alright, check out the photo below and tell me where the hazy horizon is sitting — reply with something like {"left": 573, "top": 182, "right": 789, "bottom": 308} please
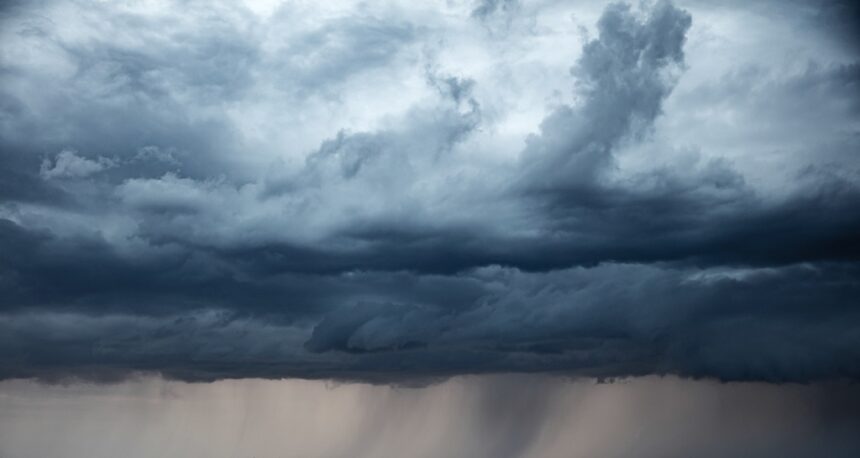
{"left": 2, "top": 374, "right": 859, "bottom": 458}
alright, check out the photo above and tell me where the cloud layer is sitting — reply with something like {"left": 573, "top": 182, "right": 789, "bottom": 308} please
{"left": 1, "top": 0, "right": 859, "bottom": 383}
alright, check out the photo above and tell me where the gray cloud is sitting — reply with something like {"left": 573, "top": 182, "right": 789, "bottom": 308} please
{"left": 39, "top": 149, "right": 116, "bottom": 180}
{"left": 269, "top": 14, "right": 416, "bottom": 93}
{"left": 472, "top": 0, "right": 520, "bottom": 20}
{"left": 1, "top": 262, "right": 857, "bottom": 383}
{"left": 522, "top": 1, "right": 691, "bottom": 185}
{"left": 0, "top": 0, "right": 858, "bottom": 384}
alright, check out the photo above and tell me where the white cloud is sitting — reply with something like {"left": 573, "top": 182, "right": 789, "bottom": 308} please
{"left": 39, "top": 149, "right": 115, "bottom": 180}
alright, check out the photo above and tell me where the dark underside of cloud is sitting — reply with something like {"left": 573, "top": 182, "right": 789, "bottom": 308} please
{"left": 1, "top": 0, "right": 859, "bottom": 383}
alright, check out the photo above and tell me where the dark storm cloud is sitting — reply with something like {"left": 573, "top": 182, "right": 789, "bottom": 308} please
{"left": 2, "top": 262, "right": 858, "bottom": 382}
{"left": 285, "top": 262, "right": 860, "bottom": 383}
{"left": 0, "top": 0, "right": 859, "bottom": 383}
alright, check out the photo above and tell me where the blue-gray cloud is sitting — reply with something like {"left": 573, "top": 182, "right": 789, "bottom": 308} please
{"left": 0, "top": 0, "right": 858, "bottom": 384}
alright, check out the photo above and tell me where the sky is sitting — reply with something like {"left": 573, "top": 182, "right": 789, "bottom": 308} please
{"left": 0, "top": 0, "right": 859, "bottom": 455}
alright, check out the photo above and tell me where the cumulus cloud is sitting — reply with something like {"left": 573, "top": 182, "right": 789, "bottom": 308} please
{"left": 39, "top": 149, "right": 116, "bottom": 180}
{"left": 0, "top": 0, "right": 858, "bottom": 383}
{"left": 521, "top": 1, "right": 691, "bottom": 185}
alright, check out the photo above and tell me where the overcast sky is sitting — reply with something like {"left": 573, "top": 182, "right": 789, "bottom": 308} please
{"left": 2, "top": 1, "right": 860, "bottom": 456}
{"left": 1, "top": 0, "right": 859, "bottom": 386}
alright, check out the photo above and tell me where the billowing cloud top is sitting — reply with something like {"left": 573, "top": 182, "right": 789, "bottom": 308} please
{"left": 1, "top": 0, "right": 859, "bottom": 383}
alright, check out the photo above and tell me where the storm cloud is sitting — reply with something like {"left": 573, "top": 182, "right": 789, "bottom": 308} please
{"left": 1, "top": 0, "right": 859, "bottom": 384}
